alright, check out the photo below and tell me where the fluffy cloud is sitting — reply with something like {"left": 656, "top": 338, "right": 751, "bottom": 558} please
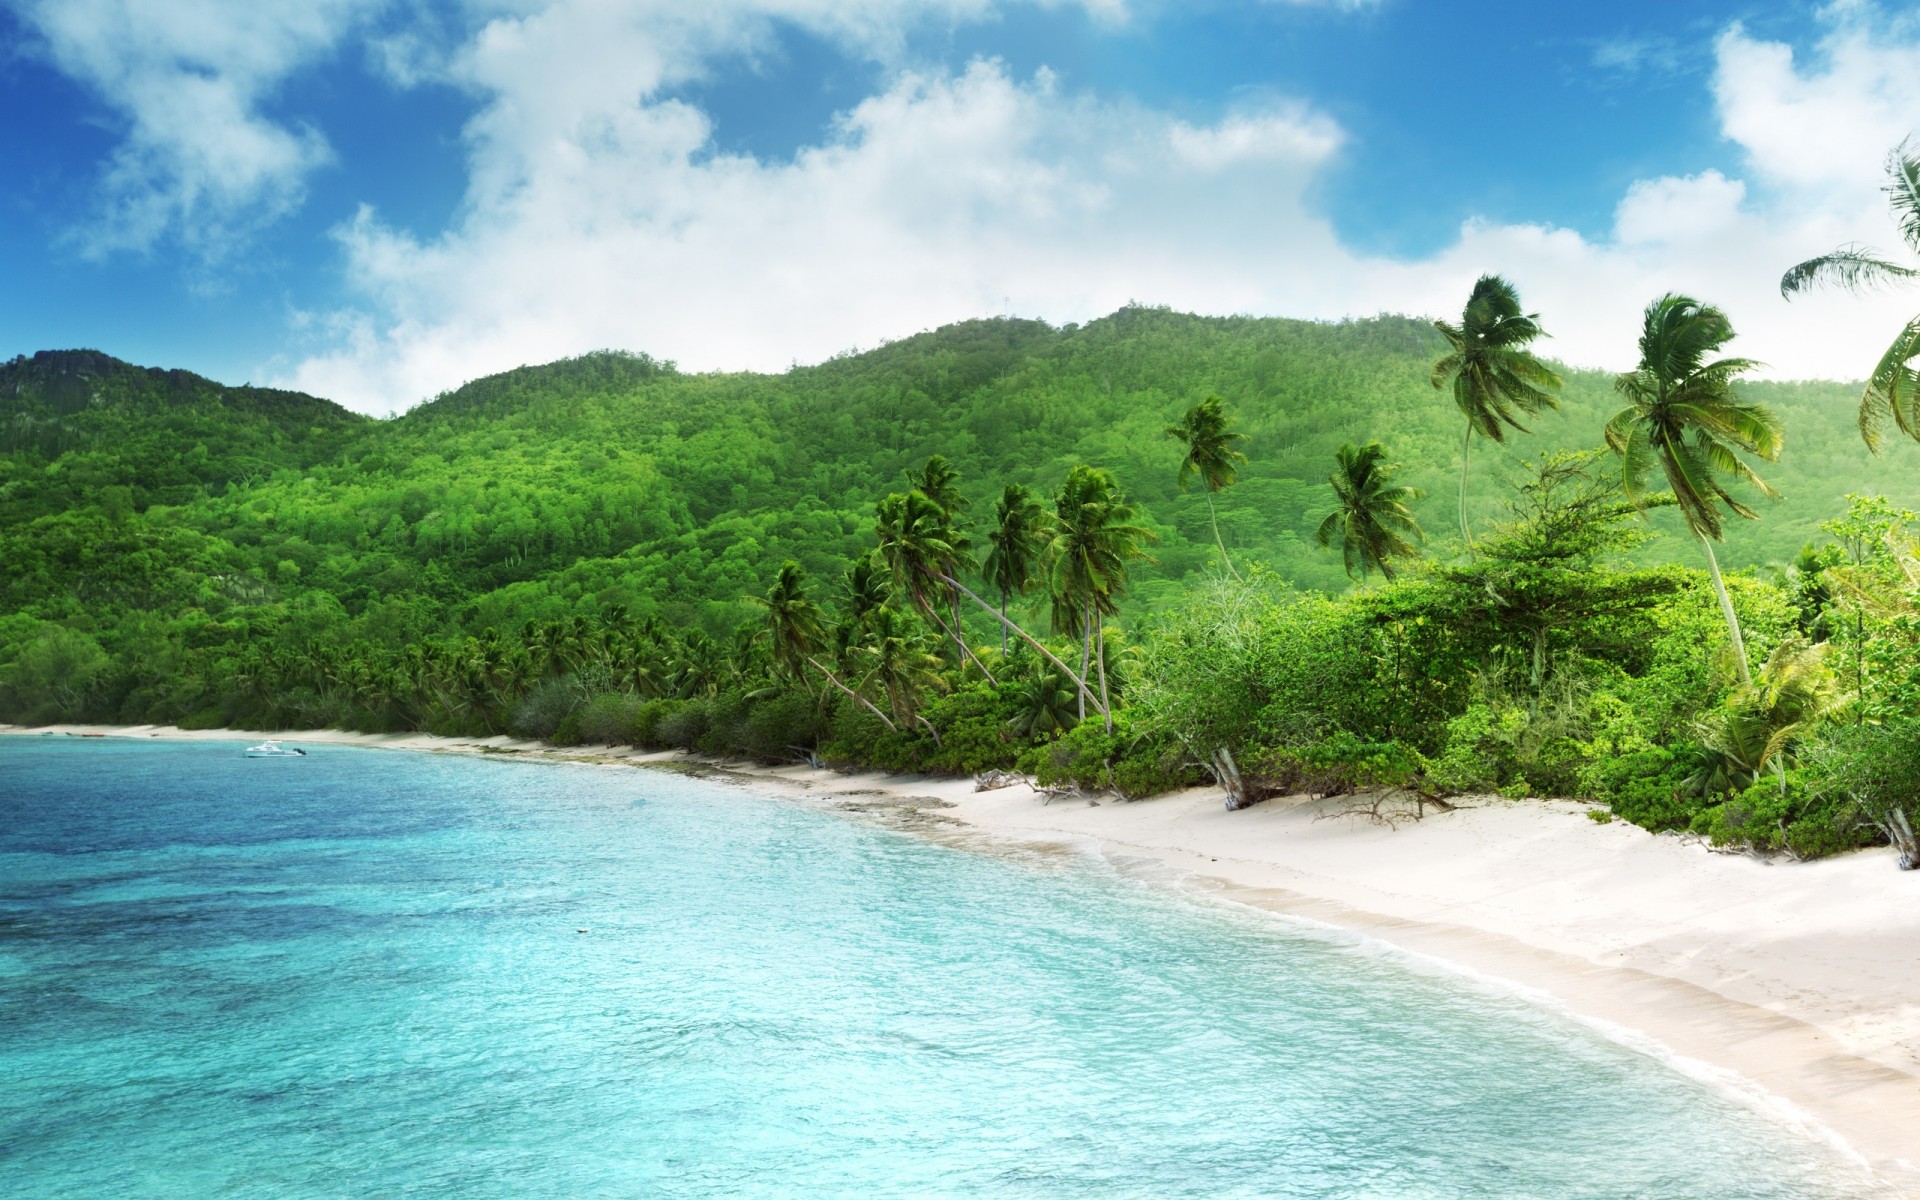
{"left": 8, "top": 0, "right": 384, "bottom": 260}
{"left": 16, "top": 0, "right": 1920, "bottom": 409}
{"left": 284, "top": 58, "right": 1352, "bottom": 408}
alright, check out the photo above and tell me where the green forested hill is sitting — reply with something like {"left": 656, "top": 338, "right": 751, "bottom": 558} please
{"left": 2, "top": 306, "right": 1915, "bottom": 727}
{"left": 1, "top": 349, "right": 369, "bottom": 518}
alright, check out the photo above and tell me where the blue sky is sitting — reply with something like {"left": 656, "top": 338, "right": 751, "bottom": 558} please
{"left": 0, "top": 1, "right": 1913, "bottom": 412}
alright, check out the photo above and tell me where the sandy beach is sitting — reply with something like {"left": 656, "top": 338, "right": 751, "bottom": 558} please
{"left": 8, "top": 722, "right": 1919, "bottom": 1192}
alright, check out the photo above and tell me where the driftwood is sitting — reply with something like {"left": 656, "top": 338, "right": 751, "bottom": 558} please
{"left": 1315, "top": 783, "right": 1457, "bottom": 830}
{"left": 974, "top": 769, "right": 1028, "bottom": 792}
{"left": 1038, "top": 782, "right": 1084, "bottom": 805}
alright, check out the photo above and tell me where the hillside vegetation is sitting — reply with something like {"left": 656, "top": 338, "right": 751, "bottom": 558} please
{"left": 5, "top": 305, "right": 1920, "bottom": 864}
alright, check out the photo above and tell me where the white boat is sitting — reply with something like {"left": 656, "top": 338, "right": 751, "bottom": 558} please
{"left": 245, "top": 739, "right": 307, "bottom": 758}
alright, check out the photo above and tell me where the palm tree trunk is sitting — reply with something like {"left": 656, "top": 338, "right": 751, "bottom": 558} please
{"left": 1529, "top": 626, "right": 1545, "bottom": 718}
{"left": 1079, "top": 601, "right": 1093, "bottom": 722}
{"left": 805, "top": 657, "right": 898, "bottom": 731}
{"left": 1459, "top": 421, "right": 1474, "bottom": 552}
{"left": 998, "top": 587, "right": 1010, "bottom": 656}
{"left": 1095, "top": 617, "right": 1113, "bottom": 734}
{"left": 935, "top": 572, "right": 1107, "bottom": 715}
{"left": 1695, "top": 531, "right": 1753, "bottom": 686}
{"left": 1206, "top": 490, "right": 1241, "bottom": 581}
{"left": 919, "top": 592, "right": 998, "bottom": 684}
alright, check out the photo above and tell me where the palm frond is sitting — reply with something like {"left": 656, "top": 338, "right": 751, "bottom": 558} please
{"left": 1779, "top": 245, "right": 1918, "bottom": 296}
{"left": 1887, "top": 139, "right": 1920, "bottom": 254}
{"left": 1862, "top": 314, "right": 1920, "bottom": 450}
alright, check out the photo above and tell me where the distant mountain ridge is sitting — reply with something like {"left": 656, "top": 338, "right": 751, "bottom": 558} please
{"left": 0, "top": 348, "right": 368, "bottom": 510}
{"left": 1, "top": 308, "right": 1910, "bottom": 654}
{"left": 1, "top": 348, "right": 362, "bottom": 422}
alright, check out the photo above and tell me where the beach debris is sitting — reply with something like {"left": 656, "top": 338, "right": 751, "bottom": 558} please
{"left": 974, "top": 769, "right": 1029, "bottom": 792}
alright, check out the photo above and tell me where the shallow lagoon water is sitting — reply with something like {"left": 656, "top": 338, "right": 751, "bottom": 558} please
{"left": 0, "top": 739, "right": 1885, "bottom": 1197}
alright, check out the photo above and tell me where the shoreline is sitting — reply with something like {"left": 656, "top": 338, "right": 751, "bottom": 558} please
{"left": 8, "top": 722, "right": 1919, "bottom": 1192}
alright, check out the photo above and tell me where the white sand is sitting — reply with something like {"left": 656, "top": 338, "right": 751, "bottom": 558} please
{"left": 9, "top": 722, "right": 1919, "bottom": 1191}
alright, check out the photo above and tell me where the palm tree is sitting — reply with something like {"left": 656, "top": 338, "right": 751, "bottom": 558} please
{"left": 1166, "top": 394, "right": 1249, "bottom": 579}
{"left": 836, "top": 553, "right": 892, "bottom": 665}
{"left": 1692, "top": 638, "right": 1845, "bottom": 794}
{"left": 982, "top": 484, "right": 1049, "bottom": 654}
{"left": 1315, "top": 442, "right": 1424, "bottom": 581}
{"left": 1606, "top": 293, "right": 1781, "bottom": 685}
{"left": 873, "top": 490, "right": 997, "bottom": 682}
{"left": 1045, "top": 465, "right": 1156, "bottom": 731}
{"left": 751, "top": 562, "right": 827, "bottom": 690}
{"left": 881, "top": 488, "right": 1106, "bottom": 716}
{"left": 853, "top": 606, "right": 948, "bottom": 743}
{"left": 1005, "top": 660, "right": 1079, "bottom": 740}
{"left": 1431, "top": 275, "right": 1563, "bottom": 547}
{"left": 1780, "top": 140, "right": 1920, "bottom": 450}
{"left": 909, "top": 454, "right": 970, "bottom": 518}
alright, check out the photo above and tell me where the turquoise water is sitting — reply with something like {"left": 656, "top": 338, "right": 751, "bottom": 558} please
{"left": 0, "top": 739, "right": 1882, "bottom": 1198}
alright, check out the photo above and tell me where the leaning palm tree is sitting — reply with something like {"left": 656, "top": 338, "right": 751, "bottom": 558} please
{"left": 873, "top": 489, "right": 996, "bottom": 682}
{"left": 982, "top": 484, "right": 1049, "bottom": 654}
{"left": 1045, "top": 465, "right": 1156, "bottom": 731}
{"left": 1606, "top": 293, "right": 1781, "bottom": 685}
{"left": 835, "top": 553, "right": 892, "bottom": 666}
{"left": 1431, "top": 275, "right": 1563, "bottom": 547}
{"left": 1315, "top": 442, "right": 1424, "bottom": 582}
{"left": 750, "top": 561, "right": 827, "bottom": 691}
{"left": 853, "top": 606, "right": 949, "bottom": 743}
{"left": 876, "top": 488, "right": 1102, "bottom": 711}
{"left": 1166, "top": 394, "right": 1249, "bottom": 579}
{"left": 1781, "top": 140, "right": 1920, "bottom": 449}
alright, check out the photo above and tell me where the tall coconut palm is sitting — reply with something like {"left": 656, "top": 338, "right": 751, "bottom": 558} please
{"left": 1431, "top": 275, "right": 1563, "bottom": 547}
{"left": 1166, "top": 394, "right": 1249, "bottom": 579}
{"left": 873, "top": 489, "right": 996, "bottom": 682}
{"left": 836, "top": 554, "right": 892, "bottom": 664}
{"left": 1781, "top": 140, "right": 1920, "bottom": 450}
{"left": 1045, "top": 465, "right": 1156, "bottom": 731}
{"left": 909, "top": 454, "right": 970, "bottom": 518}
{"left": 1605, "top": 293, "right": 1781, "bottom": 686}
{"left": 880, "top": 488, "right": 1105, "bottom": 715}
{"left": 751, "top": 561, "right": 827, "bottom": 690}
{"left": 982, "top": 484, "right": 1049, "bottom": 654}
{"left": 854, "top": 606, "right": 949, "bottom": 743}
{"left": 910, "top": 455, "right": 973, "bottom": 649}
{"left": 1315, "top": 442, "right": 1424, "bottom": 582}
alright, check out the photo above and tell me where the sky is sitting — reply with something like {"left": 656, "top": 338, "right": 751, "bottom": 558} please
{"left": 1, "top": 0, "right": 1917, "bottom": 415}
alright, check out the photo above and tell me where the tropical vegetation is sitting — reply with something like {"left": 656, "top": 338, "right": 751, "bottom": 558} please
{"left": 7, "top": 203, "right": 1920, "bottom": 866}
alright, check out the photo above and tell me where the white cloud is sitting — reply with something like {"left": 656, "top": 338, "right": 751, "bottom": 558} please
{"left": 17, "top": 0, "right": 1918, "bottom": 409}
{"left": 8, "top": 0, "right": 384, "bottom": 260}
{"left": 283, "top": 1, "right": 1920, "bottom": 412}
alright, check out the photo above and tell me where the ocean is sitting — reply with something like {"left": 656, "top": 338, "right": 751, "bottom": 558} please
{"left": 0, "top": 738, "right": 1882, "bottom": 1197}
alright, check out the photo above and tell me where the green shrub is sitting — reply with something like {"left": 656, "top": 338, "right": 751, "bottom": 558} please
{"left": 1028, "top": 713, "right": 1200, "bottom": 798}
{"left": 1427, "top": 701, "right": 1528, "bottom": 794}
{"left": 735, "top": 691, "right": 826, "bottom": 762}
{"left": 924, "top": 682, "right": 1025, "bottom": 775}
{"left": 571, "top": 691, "right": 644, "bottom": 745}
{"left": 630, "top": 698, "right": 680, "bottom": 748}
{"left": 1691, "top": 771, "right": 1878, "bottom": 859}
{"left": 1240, "top": 733, "right": 1426, "bottom": 798}
{"left": 510, "top": 676, "right": 579, "bottom": 740}
{"left": 1586, "top": 747, "right": 1698, "bottom": 832}
{"left": 654, "top": 699, "right": 711, "bottom": 750}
